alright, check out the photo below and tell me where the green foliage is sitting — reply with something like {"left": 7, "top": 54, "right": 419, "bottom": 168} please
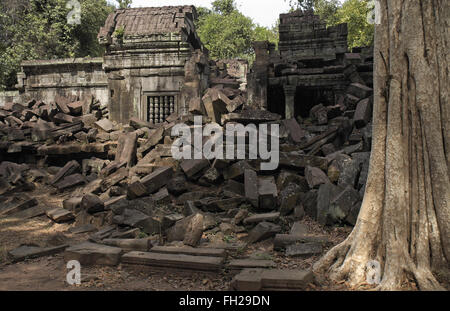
{"left": 116, "top": 0, "right": 132, "bottom": 9}
{"left": 0, "top": 0, "right": 114, "bottom": 90}
{"left": 114, "top": 25, "right": 126, "bottom": 44}
{"left": 196, "top": 0, "right": 278, "bottom": 61}
{"left": 334, "top": 0, "right": 374, "bottom": 48}
{"left": 288, "top": 0, "right": 315, "bottom": 11}
{"left": 211, "top": 0, "right": 235, "bottom": 15}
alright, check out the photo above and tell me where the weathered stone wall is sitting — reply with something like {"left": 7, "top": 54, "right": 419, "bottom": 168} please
{"left": 17, "top": 58, "right": 108, "bottom": 108}
{"left": 0, "top": 91, "right": 20, "bottom": 107}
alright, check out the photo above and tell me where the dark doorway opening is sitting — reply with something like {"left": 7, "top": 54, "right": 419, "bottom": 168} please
{"left": 294, "top": 87, "right": 335, "bottom": 118}
{"left": 267, "top": 85, "right": 285, "bottom": 117}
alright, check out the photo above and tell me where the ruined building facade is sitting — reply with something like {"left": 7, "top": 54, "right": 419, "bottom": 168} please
{"left": 16, "top": 6, "right": 209, "bottom": 124}
{"left": 248, "top": 10, "right": 373, "bottom": 119}
{"left": 12, "top": 7, "right": 373, "bottom": 124}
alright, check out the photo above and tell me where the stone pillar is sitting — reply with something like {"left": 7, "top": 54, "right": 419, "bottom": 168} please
{"left": 284, "top": 85, "right": 296, "bottom": 119}
{"left": 248, "top": 41, "right": 270, "bottom": 110}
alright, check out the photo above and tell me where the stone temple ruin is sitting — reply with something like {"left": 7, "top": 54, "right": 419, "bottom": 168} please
{"left": 0, "top": 7, "right": 375, "bottom": 290}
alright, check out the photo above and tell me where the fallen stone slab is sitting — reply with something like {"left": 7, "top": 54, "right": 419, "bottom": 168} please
{"left": 101, "top": 239, "right": 153, "bottom": 252}
{"left": 278, "top": 183, "right": 302, "bottom": 216}
{"left": 64, "top": 242, "right": 123, "bottom": 266}
{"left": 89, "top": 225, "right": 116, "bottom": 242}
{"left": 354, "top": 98, "right": 372, "bottom": 129}
{"left": 347, "top": 83, "right": 373, "bottom": 99}
{"left": 50, "top": 160, "right": 81, "bottom": 185}
{"left": 115, "top": 132, "right": 137, "bottom": 168}
{"left": 224, "top": 161, "right": 252, "bottom": 180}
{"left": 69, "top": 224, "right": 98, "bottom": 234}
{"left": 228, "top": 259, "right": 276, "bottom": 272}
{"left": 127, "top": 180, "right": 149, "bottom": 199}
{"left": 100, "top": 167, "right": 128, "bottom": 192}
{"left": 231, "top": 268, "right": 314, "bottom": 291}
{"left": 46, "top": 208, "right": 75, "bottom": 223}
{"left": 81, "top": 193, "right": 105, "bottom": 214}
{"left": 258, "top": 176, "right": 278, "bottom": 210}
{"left": 181, "top": 159, "right": 210, "bottom": 178}
{"left": 0, "top": 197, "right": 38, "bottom": 217}
{"left": 141, "top": 166, "right": 173, "bottom": 194}
{"left": 8, "top": 244, "right": 68, "bottom": 263}
{"left": 247, "top": 222, "right": 281, "bottom": 244}
{"left": 279, "top": 152, "right": 328, "bottom": 171}
{"left": 286, "top": 243, "right": 323, "bottom": 257}
{"left": 273, "top": 234, "right": 330, "bottom": 250}
{"left": 121, "top": 251, "right": 224, "bottom": 272}
{"left": 244, "top": 169, "right": 259, "bottom": 208}
{"left": 150, "top": 246, "right": 226, "bottom": 258}
{"left": 55, "top": 174, "right": 86, "bottom": 191}
{"left": 290, "top": 222, "right": 309, "bottom": 236}
{"left": 243, "top": 212, "right": 280, "bottom": 225}
{"left": 305, "top": 166, "right": 330, "bottom": 189}
{"left": 94, "top": 118, "right": 114, "bottom": 133}
{"left": 283, "top": 118, "right": 306, "bottom": 143}
{"left": 8, "top": 205, "right": 45, "bottom": 220}
{"left": 63, "top": 197, "right": 83, "bottom": 211}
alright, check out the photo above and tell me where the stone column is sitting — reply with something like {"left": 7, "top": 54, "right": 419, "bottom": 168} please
{"left": 284, "top": 85, "right": 296, "bottom": 119}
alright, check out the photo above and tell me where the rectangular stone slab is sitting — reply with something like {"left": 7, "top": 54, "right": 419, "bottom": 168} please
{"left": 273, "top": 234, "right": 329, "bottom": 250}
{"left": 231, "top": 268, "right": 314, "bottom": 291}
{"left": 64, "top": 242, "right": 123, "bottom": 266}
{"left": 150, "top": 246, "right": 226, "bottom": 258}
{"left": 8, "top": 244, "right": 68, "bottom": 263}
{"left": 228, "top": 259, "right": 275, "bottom": 271}
{"left": 101, "top": 239, "right": 152, "bottom": 252}
{"left": 121, "top": 251, "right": 224, "bottom": 272}
{"left": 0, "top": 198, "right": 38, "bottom": 217}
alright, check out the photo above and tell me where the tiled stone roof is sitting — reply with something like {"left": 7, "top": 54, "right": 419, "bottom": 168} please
{"left": 98, "top": 6, "right": 198, "bottom": 45}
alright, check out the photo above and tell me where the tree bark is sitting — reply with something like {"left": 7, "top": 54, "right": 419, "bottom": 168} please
{"left": 314, "top": 0, "right": 449, "bottom": 290}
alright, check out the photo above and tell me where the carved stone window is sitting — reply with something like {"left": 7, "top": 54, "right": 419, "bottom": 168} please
{"left": 147, "top": 95, "right": 176, "bottom": 124}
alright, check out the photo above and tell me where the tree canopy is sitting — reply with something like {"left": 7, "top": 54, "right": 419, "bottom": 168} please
{"left": 196, "top": 0, "right": 278, "bottom": 61}
{"left": 0, "top": 0, "right": 118, "bottom": 90}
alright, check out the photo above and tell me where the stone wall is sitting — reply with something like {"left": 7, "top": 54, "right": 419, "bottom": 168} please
{"left": 17, "top": 58, "right": 108, "bottom": 108}
{"left": 0, "top": 91, "right": 20, "bottom": 108}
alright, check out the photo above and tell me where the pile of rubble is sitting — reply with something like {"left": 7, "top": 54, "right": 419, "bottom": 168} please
{"left": 0, "top": 72, "right": 373, "bottom": 288}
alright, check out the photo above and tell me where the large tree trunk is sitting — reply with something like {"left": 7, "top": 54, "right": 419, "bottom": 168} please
{"left": 314, "top": 0, "right": 449, "bottom": 290}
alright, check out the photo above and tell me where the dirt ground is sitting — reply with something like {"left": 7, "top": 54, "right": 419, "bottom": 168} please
{"left": 0, "top": 187, "right": 354, "bottom": 291}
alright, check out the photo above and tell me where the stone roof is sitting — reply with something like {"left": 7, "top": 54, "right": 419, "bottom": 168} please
{"left": 98, "top": 6, "right": 199, "bottom": 45}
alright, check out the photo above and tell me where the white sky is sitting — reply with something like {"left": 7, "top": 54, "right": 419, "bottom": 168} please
{"left": 129, "top": 0, "right": 292, "bottom": 28}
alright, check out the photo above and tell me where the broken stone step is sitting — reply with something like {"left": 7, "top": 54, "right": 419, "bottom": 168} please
{"left": 273, "top": 234, "right": 329, "bottom": 250}
{"left": 228, "top": 259, "right": 276, "bottom": 273}
{"left": 150, "top": 246, "right": 227, "bottom": 258}
{"left": 46, "top": 208, "right": 75, "bottom": 223}
{"left": 101, "top": 238, "right": 153, "bottom": 252}
{"left": 64, "top": 242, "right": 123, "bottom": 266}
{"left": 121, "top": 251, "right": 224, "bottom": 272}
{"left": 231, "top": 268, "right": 314, "bottom": 291}
{"left": 8, "top": 244, "right": 68, "bottom": 263}
{"left": 285, "top": 243, "right": 323, "bottom": 257}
